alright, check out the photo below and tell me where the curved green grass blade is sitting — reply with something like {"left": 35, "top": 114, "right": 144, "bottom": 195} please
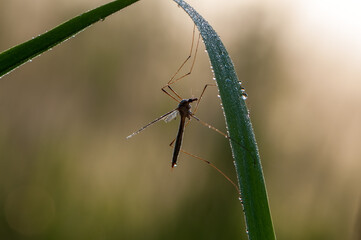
{"left": 0, "top": 0, "right": 139, "bottom": 78}
{"left": 173, "top": 0, "right": 276, "bottom": 239}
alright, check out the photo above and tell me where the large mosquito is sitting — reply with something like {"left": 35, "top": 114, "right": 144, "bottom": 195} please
{"left": 126, "top": 25, "right": 240, "bottom": 192}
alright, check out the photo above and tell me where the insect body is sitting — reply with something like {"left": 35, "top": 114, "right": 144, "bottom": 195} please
{"left": 126, "top": 98, "right": 198, "bottom": 168}
{"left": 172, "top": 98, "right": 197, "bottom": 167}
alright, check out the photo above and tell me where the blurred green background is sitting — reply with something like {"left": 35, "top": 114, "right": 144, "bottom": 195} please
{"left": 1, "top": 0, "right": 361, "bottom": 239}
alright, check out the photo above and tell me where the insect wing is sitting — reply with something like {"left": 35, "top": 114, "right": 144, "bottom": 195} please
{"left": 163, "top": 110, "right": 178, "bottom": 123}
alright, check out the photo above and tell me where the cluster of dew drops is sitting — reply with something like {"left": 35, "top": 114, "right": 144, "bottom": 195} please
{"left": 205, "top": 47, "right": 248, "bottom": 101}
{"left": 210, "top": 69, "right": 249, "bottom": 101}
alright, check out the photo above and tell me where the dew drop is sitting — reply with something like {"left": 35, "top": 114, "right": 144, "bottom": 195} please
{"left": 239, "top": 84, "right": 248, "bottom": 100}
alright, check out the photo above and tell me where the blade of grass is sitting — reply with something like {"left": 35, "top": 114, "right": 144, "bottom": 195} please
{"left": 0, "top": 0, "right": 140, "bottom": 78}
{"left": 173, "top": 0, "right": 276, "bottom": 239}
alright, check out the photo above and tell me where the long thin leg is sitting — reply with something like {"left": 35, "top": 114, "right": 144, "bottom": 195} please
{"left": 161, "top": 24, "right": 201, "bottom": 102}
{"left": 161, "top": 88, "right": 181, "bottom": 103}
{"left": 190, "top": 114, "right": 228, "bottom": 138}
{"left": 181, "top": 149, "right": 240, "bottom": 194}
{"left": 190, "top": 114, "right": 257, "bottom": 164}
{"left": 193, "top": 83, "right": 216, "bottom": 114}
{"left": 167, "top": 31, "right": 200, "bottom": 86}
{"left": 167, "top": 25, "right": 196, "bottom": 85}
{"left": 168, "top": 140, "right": 240, "bottom": 194}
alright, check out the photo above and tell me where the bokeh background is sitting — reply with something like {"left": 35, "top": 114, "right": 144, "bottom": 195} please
{"left": 1, "top": 0, "right": 361, "bottom": 239}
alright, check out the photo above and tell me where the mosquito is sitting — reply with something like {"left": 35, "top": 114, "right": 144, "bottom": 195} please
{"left": 126, "top": 25, "right": 240, "bottom": 192}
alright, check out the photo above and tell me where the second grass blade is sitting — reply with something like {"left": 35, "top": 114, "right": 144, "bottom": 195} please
{"left": 0, "top": 0, "right": 139, "bottom": 78}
